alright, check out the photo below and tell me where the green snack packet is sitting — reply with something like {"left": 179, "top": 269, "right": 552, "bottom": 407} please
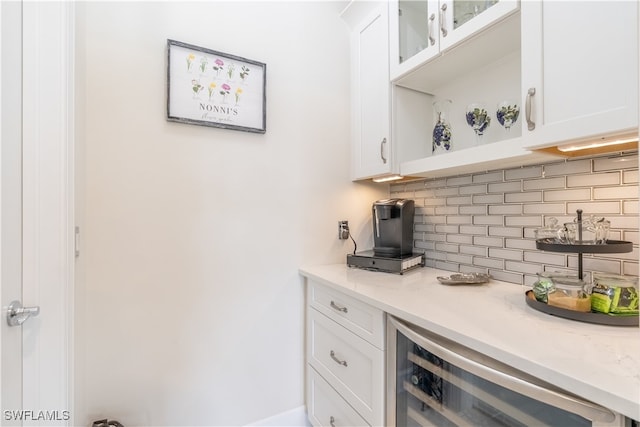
{"left": 533, "top": 278, "right": 554, "bottom": 303}
{"left": 591, "top": 284, "right": 615, "bottom": 313}
{"left": 611, "top": 286, "right": 639, "bottom": 314}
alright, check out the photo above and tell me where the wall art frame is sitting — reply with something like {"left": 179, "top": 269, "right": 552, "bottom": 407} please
{"left": 167, "top": 39, "right": 266, "bottom": 133}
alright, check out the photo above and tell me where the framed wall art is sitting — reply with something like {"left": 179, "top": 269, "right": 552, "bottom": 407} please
{"left": 167, "top": 39, "right": 266, "bottom": 133}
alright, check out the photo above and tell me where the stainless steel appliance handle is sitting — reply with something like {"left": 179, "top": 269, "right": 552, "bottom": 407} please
{"left": 388, "top": 316, "right": 616, "bottom": 423}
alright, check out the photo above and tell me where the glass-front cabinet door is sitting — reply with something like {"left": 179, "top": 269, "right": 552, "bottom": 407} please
{"left": 390, "top": 0, "right": 519, "bottom": 81}
{"left": 389, "top": 0, "right": 440, "bottom": 79}
{"left": 439, "top": 0, "right": 519, "bottom": 50}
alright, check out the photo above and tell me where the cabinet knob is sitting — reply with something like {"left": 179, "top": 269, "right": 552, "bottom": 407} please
{"left": 525, "top": 87, "right": 536, "bottom": 131}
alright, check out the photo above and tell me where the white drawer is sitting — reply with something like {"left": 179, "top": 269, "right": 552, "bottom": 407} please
{"left": 307, "top": 366, "right": 370, "bottom": 427}
{"left": 308, "top": 281, "right": 385, "bottom": 349}
{"left": 308, "top": 308, "right": 384, "bottom": 425}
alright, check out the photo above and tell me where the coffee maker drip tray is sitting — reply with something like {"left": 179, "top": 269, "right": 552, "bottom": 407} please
{"left": 346, "top": 251, "right": 424, "bottom": 275}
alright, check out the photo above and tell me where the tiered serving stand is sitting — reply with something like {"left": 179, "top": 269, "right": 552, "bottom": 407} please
{"left": 525, "top": 210, "right": 638, "bottom": 327}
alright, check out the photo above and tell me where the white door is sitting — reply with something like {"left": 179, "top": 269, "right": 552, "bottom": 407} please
{"left": 1, "top": 2, "right": 74, "bottom": 426}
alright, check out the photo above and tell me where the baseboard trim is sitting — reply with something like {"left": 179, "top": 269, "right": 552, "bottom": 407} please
{"left": 246, "top": 405, "right": 310, "bottom": 426}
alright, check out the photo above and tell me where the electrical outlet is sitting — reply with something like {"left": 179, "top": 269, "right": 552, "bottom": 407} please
{"left": 338, "top": 220, "right": 350, "bottom": 239}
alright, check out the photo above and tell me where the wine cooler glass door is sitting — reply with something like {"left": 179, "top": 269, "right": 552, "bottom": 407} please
{"left": 387, "top": 316, "right": 622, "bottom": 427}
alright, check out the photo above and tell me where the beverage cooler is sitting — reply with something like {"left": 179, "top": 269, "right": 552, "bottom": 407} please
{"left": 386, "top": 316, "right": 629, "bottom": 427}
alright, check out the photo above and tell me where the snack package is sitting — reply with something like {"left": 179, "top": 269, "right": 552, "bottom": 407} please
{"left": 591, "top": 277, "right": 638, "bottom": 315}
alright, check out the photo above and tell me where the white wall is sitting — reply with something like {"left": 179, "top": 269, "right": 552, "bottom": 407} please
{"left": 74, "top": 2, "right": 386, "bottom": 426}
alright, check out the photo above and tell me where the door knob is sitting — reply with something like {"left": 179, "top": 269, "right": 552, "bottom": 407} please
{"left": 7, "top": 300, "right": 40, "bottom": 326}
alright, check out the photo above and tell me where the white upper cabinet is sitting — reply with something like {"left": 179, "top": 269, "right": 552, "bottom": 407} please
{"left": 347, "top": 3, "right": 394, "bottom": 180}
{"left": 521, "top": 1, "right": 639, "bottom": 150}
{"left": 390, "top": 0, "right": 519, "bottom": 84}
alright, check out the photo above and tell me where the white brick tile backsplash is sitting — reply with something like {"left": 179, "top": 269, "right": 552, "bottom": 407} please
{"left": 505, "top": 238, "right": 536, "bottom": 250}
{"left": 489, "top": 205, "right": 522, "bottom": 215}
{"left": 474, "top": 257, "right": 504, "bottom": 269}
{"left": 460, "top": 225, "right": 487, "bottom": 235}
{"left": 544, "top": 159, "right": 591, "bottom": 176}
{"left": 435, "top": 205, "right": 459, "bottom": 215}
{"left": 447, "top": 215, "right": 473, "bottom": 224}
{"left": 567, "top": 172, "right": 620, "bottom": 187}
{"left": 446, "top": 175, "right": 473, "bottom": 186}
{"left": 459, "top": 184, "right": 488, "bottom": 195}
{"left": 543, "top": 188, "right": 591, "bottom": 201}
{"left": 593, "top": 154, "right": 638, "bottom": 172}
{"left": 436, "top": 224, "right": 461, "bottom": 234}
{"left": 473, "top": 236, "right": 503, "bottom": 247}
{"left": 447, "top": 196, "right": 473, "bottom": 205}
{"left": 571, "top": 257, "right": 622, "bottom": 275}
{"left": 523, "top": 177, "right": 565, "bottom": 190}
{"left": 473, "top": 194, "right": 504, "bottom": 204}
{"left": 447, "top": 234, "right": 473, "bottom": 244}
{"left": 504, "top": 165, "right": 543, "bottom": 180}
{"left": 505, "top": 216, "right": 543, "bottom": 227}
{"left": 435, "top": 187, "right": 459, "bottom": 197}
{"left": 623, "top": 262, "right": 640, "bottom": 276}
{"left": 490, "top": 269, "right": 524, "bottom": 284}
{"left": 523, "top": 203, "right": 565, "bottom": 214}
{"left": 488, "top": 181, "right": 522, "bottom": 193}
{"left": 402, "top": 152, "right": 638, "bottom": 285}
{"left": 474, "top": 215, "right": 504, "bottom": 225}
{"left": 461, "top": 205, "right": 488, "bottom": 215}
{"left": 447, "top": 253, "right": 474, "bottom": 264}
{"left": 566, "top": 201, "right": 622, "bottom": 214}
{"left": 488, "top": 248, "right": 522, "bottom": 261}
{"left": 489, "top": 226, "right": 524, "bottom": 237}
{"left": 623, "top": 170, "right": 638, "bottom": 184}
{"left": 473, "top": 171, "right": 503, "bottom": 183}
{"left": 524, "top": 251, "right": 566, "bottom": 266}
{"left": 505, "top": 192, "right": 542, "bottom": 203}
{"left": 593, "top": 185, "right": 638, "bottom": 200}
{"left": 505, "top": 260, "right": 541, "bottom": 275}
{"left": 460, "top": 245, "right": 488, "bottom": 256}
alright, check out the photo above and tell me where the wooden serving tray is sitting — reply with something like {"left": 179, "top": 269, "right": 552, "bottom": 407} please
{"left": 525, "top": 291, "right": 639, "bottom": 327}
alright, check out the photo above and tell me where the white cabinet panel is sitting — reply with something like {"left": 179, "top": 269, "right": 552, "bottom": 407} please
{"left": 521, "top": 0, "right": 638, "bottom": 149}
{"left": 350, "top": 3, "right": 393, "bottom": 180}
{"left": 307, "top": 367, "right": 370, "bottom": 427}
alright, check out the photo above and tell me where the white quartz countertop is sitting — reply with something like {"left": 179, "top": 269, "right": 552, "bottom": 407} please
{"left": 299, "top": 264, "right": 640, "bottom": 420}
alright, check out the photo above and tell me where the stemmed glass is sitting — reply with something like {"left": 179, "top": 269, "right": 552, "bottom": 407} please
{"left": 465, "top": 103, "right": 490, "bottom": 144}
{"left": 496, "top": 100, "right": 520, "bottom": 132}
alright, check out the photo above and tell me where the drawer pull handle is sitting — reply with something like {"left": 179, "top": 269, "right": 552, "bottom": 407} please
{"left": 330, "top": 301, "right": 348, "bottom": 313}
{"left": 329, "top": 416, "right": 336, "bottom": 427}
{"left": 330, "top": 350, "right": 348, "bottom": 367}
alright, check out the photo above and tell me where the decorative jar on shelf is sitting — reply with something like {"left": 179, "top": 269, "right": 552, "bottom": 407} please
{"left": 432, "top": 99, "right": 452, "bottom": 154}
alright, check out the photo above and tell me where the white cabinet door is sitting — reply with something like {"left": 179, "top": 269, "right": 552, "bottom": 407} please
{"left": 351, "top": 3, "right": 393, "bottom": 180}
{"left": 521, "top": 0, "right": 638, "bottom": 150}
{"left": 389, "top": 0, "right": 440, "bottom": 79}
{"left": 439, "top": 0, "right": 519, "bottom": 51}
{"left": 389, "top": 0, "right": 518, "bottom": 82}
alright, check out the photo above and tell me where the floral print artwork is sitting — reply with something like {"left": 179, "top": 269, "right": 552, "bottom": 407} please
{"left": 169, "top": 41, "right": 265, "bottom": 132}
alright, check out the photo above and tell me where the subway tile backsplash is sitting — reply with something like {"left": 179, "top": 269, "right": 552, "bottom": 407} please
{"left": 390, "top": 152, "right": 640, "bottom": 286}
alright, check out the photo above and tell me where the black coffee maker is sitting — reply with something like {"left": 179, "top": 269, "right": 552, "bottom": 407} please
{"left": 372, "top": 198, "right": 415, "bottom": 258}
